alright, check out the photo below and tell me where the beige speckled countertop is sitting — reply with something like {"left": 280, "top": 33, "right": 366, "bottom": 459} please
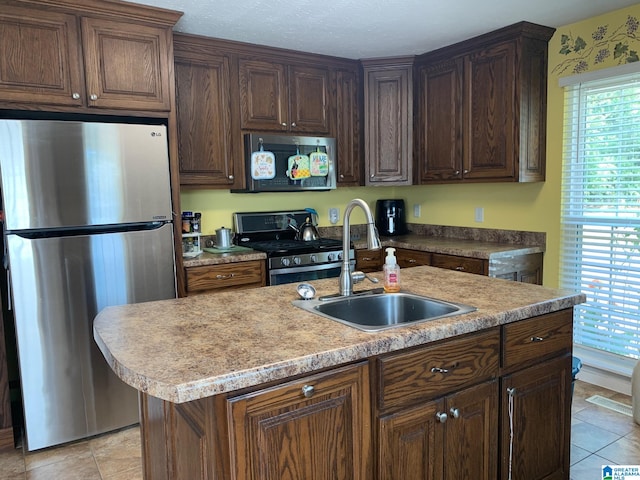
{"left": 94, "top": 266, "right": 583, "bottom": 404}
{"left": 182, "top": 235, "right": 542, "bottom": 268}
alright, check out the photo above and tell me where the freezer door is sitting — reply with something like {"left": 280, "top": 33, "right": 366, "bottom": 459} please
{"left": 7, "top": 224, "right": 176, "bottom": 451}
{"left": 0, "top": 120, "right": 172, "bottom": 231}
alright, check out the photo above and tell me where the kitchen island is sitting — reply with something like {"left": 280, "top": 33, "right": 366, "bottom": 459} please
{"left": 94, "top": 266, "right": 584, "bottom": 480}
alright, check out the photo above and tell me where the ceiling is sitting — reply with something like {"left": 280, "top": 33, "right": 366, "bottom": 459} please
{"left": 132, "top": 0, "right": 638, "bottom": 59}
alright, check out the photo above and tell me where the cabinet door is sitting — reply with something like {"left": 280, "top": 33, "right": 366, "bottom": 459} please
{"left": 501, "top": 355, "right": 571, "bottom": 480}
{"left": 396, "top": 249, "right": 431, "bottom": 269}
{"left": 289, "top": 65, "right": 330, "bottom": 133}
{"left": 228, "top": 362, "right": 372, "bottom": 480}
{"left": 0, "top": 7, "right": 84, "bottom": 107}
{"left": 364, "top": 62, "right": 413, "bottom": 185}
{"left": 444, "top": 380, "right": 498, "bottom": 480}
{"left": 378, "top": 398, "right": 444, "bottom": 480}
{"left": 81, "top": 17, "right": 172, "bottom": 111}
{"left": 335, "top": 68, "right": 362, "bottom": 185}
{"left": 418, "top": 59, "right": 463, "bottom": 182}
{"left": 463, "top": 41, "right": 516, "bottom": 180}
{"left": 431, "top": 253, "right": 487, "bottom": 275}
{"left": 185, "top": 261, "right": 266, "bottom": 294}
{"left": 239, "top": 58, "right": 288, "bottom": 131}
{"left": 175, "top": 54, "right": 239, "bottom": 187}
{"left": 356, "top": 248, "right": 382, "bottom": 273}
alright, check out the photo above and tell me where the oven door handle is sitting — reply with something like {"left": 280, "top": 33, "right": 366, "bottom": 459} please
{"left": 269, "top": 259, "right": 354, "bottom": 276}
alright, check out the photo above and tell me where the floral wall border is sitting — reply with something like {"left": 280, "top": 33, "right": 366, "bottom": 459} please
{"left": 552, "top": 14, "right": 639, "bottom": 75}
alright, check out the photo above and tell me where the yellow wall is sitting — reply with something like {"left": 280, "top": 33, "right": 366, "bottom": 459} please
{"left": 181, "top": 4, "right": 640, "bottom": 288}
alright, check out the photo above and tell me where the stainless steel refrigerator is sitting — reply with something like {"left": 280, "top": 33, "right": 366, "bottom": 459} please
{"left": 0, "top": 119, "right": 177, "bottom": 451}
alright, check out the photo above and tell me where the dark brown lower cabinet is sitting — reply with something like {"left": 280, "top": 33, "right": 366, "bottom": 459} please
{"left": 378, "top": 379, "right": 498, "bottom": 480}
{"left": 227, "top": 362, "right": 371, "bottom": 480}
{"left": 138, "top": 309, "right": 572, "bottom": 480}
{"left": 501, "top": 355, "right": 571, "bottom": 480}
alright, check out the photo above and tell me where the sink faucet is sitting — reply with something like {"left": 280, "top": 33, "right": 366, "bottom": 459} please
{"left": 339, "top": 198, "right": 381, "bottom": 296}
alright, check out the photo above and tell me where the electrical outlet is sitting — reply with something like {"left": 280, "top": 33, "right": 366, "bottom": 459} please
{"left": 413, "top": 204, "right": 421, "bottom": 218}
{"left": 329, "top": 208, "right": 339, "bottom": 224}
{"left": 475, "top": 207, "right": 484, "bottom": 222}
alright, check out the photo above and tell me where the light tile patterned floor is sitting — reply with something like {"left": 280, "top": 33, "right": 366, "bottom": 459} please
{"left": 571, "top": 381, "right": 640, "bottom": 480}
{"left": 0, "top": 379, "right": 638, "bottom": 479}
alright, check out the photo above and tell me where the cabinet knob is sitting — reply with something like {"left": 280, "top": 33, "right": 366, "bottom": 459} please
{"left": 435, "top": 412, "right": 448, "bottom": 423}
{"left": 281, "top": 122, "right": 287, "bottom": 127}
{"left": 340, "top": 174, "right": 344, "bottom": 179}
{"left": 454, "top": 170, "right": 460, "bottom": 175}
{"left": 72, "top": 92, "right": 81, "bottom": 100}
{"left": 463, "top": 169, "right": 469, "bottom": 174}
{"left": 449, "top": 407, "right": 460, "bottom": 419}
{"left": 301, "top": 385, "right": 315, "bottom": 398}
{"left": 90, "top": 94, "right": 98, "bottom": 101}
{"left": 291, "top": 122, "right": 297, "bottom": 128}
{"left": 228, "top": 175, "right": 234, "bottom": 180}
{"left": 370, "top": 174, "right": 374, "bottom": 178}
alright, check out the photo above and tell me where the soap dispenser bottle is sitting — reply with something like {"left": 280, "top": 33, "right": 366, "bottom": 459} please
{"left": 383, "top": 247, "right": 401, "bottom": 293}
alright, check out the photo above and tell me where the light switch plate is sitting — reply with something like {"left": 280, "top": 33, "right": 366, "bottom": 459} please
{"left": 475, "top": 207, "right": 484, "bottom": 222}
{"left": 413, "top": 204, "right": 421, "bottom": 218}
{"left": 329, "top": 208, "right": 339, "bottom": 224}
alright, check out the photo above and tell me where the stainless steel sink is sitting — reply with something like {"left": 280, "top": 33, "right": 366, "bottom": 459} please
{"left": 292, "top": 292, "right": 476, "bottom": 332}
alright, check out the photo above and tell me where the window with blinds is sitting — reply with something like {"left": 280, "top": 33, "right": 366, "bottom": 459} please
{"left": 560, "top": 69, "right": 640, "bottom": 361}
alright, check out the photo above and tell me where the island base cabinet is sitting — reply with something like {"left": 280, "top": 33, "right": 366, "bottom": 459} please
{"left": 227, "top": 361, "right": 372, "bottom": 480}
{"left": 500, "top": 355, "right": 572, "bottom": 480}
{"left": 378, "top": 379, "right": 498, "bottom": 480}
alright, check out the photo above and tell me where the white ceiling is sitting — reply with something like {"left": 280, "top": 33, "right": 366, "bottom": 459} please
{"left": 133, "top": 0, "right": 639, "bottom": 59}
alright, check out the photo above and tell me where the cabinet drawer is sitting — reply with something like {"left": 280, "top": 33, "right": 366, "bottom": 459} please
{"left": 356, "top": 249, "right": 383, "bottom": 272}
{"left": 502, "top": 309, "right": 573, "bottom": 370}
{"left": 185, "top": 261, "right": 266, "bottom": 293}
{"left": 431, "top": 253, "right": 487, "bottom": 275}
{"left": 377, "top": 328, "right": 500, "bottom": 411}
{"left": 395, "top": 248, "right": 431, "bottom": 268}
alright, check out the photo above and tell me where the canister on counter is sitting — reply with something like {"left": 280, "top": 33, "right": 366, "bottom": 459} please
{"left": 191, "top": 212, "right": 201, "bottom": 233}
{"left": 182, "top": 211, "right": 193, "bottom": 233}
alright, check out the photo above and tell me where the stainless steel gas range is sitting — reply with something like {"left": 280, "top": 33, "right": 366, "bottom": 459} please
{"left": 233, "top": 210, "right": 354, "bottom": 285}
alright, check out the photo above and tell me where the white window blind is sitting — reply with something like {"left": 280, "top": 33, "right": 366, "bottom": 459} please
{"left": 560, "top": 70, "right": 640, "bottom": 360}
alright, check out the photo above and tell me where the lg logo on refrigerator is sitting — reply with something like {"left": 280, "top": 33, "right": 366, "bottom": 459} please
{"left": 151, "top": 131, "right": 163, "bottom": 137}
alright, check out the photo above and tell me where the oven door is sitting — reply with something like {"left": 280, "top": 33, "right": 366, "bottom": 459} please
{"left": 269, "top": 260, "right": 354, "bottom": 286}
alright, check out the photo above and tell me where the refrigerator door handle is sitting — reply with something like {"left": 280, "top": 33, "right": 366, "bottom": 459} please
{"left": 5, "top": 270, "right": 11, "bottom": 311}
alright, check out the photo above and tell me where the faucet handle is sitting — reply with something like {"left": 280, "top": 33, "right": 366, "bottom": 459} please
{"left": 351, "top": 271, "right": 379, "bottom": 285}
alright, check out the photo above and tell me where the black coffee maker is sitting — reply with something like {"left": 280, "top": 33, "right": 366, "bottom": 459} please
{"left": 375, "top": 199, "right": 408, "bottom": 236}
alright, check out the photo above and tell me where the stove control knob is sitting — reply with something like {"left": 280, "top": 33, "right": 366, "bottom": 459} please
{"left": 327, "top": 253, "right": 336, "bottom": 262}
{"left": 337, "top": 252, "right": 344, "bottom": 261}
{"left": 310, "top": 254, "right": 317, "bottom": 263}
{"left": 281, "top": 257, "right": 291, "bottom": 267}
{"left": 293, "top": 256, "right": 302, "bottom": 265}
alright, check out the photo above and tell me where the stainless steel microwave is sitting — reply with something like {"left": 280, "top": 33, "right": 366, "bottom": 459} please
{"left": 234, "top": 133, "right": 337, "bottom": 193}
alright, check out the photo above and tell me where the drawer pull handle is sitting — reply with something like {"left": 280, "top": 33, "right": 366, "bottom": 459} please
{"left": 216, "top": 273, "right": 235, "bottom": 280}
{"left": 455, "top": 266, "right": 465, "bottom": 271}
{"left": 431, "top": 366, "right": 449, "bottom": 374}
{"left": 435, "top": 412, "right": 448, "bottom": 423}
{"left": 449, "top": 408, "right": 460, "bottom": 419}
{"left": 409, "top": 259, "right": 417, "bottom": 263}
{"left": 530, "top": 336, "right": 545, "bottom": 342}
{"left": 362, "top": 257, "right": 373, "bottom": 261}
{"left": 301, "top": 385, "right": 315, "bottom": 398}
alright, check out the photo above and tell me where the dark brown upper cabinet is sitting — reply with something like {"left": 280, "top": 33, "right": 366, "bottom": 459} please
{"left": 415, "top": 22, "right": 555, "bottom": 183}
{"left": 239, "top": 59, "right": 330, "bottom": 134}
{"left": 173, "top": 34, "right": 243, "bottom": 188}
{"left": 0, "top": 2, "right": 180, "bottom": 113}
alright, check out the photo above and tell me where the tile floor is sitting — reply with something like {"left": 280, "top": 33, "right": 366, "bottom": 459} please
{"left": 0, "top": 379, "right": 638, "bottom": 479}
